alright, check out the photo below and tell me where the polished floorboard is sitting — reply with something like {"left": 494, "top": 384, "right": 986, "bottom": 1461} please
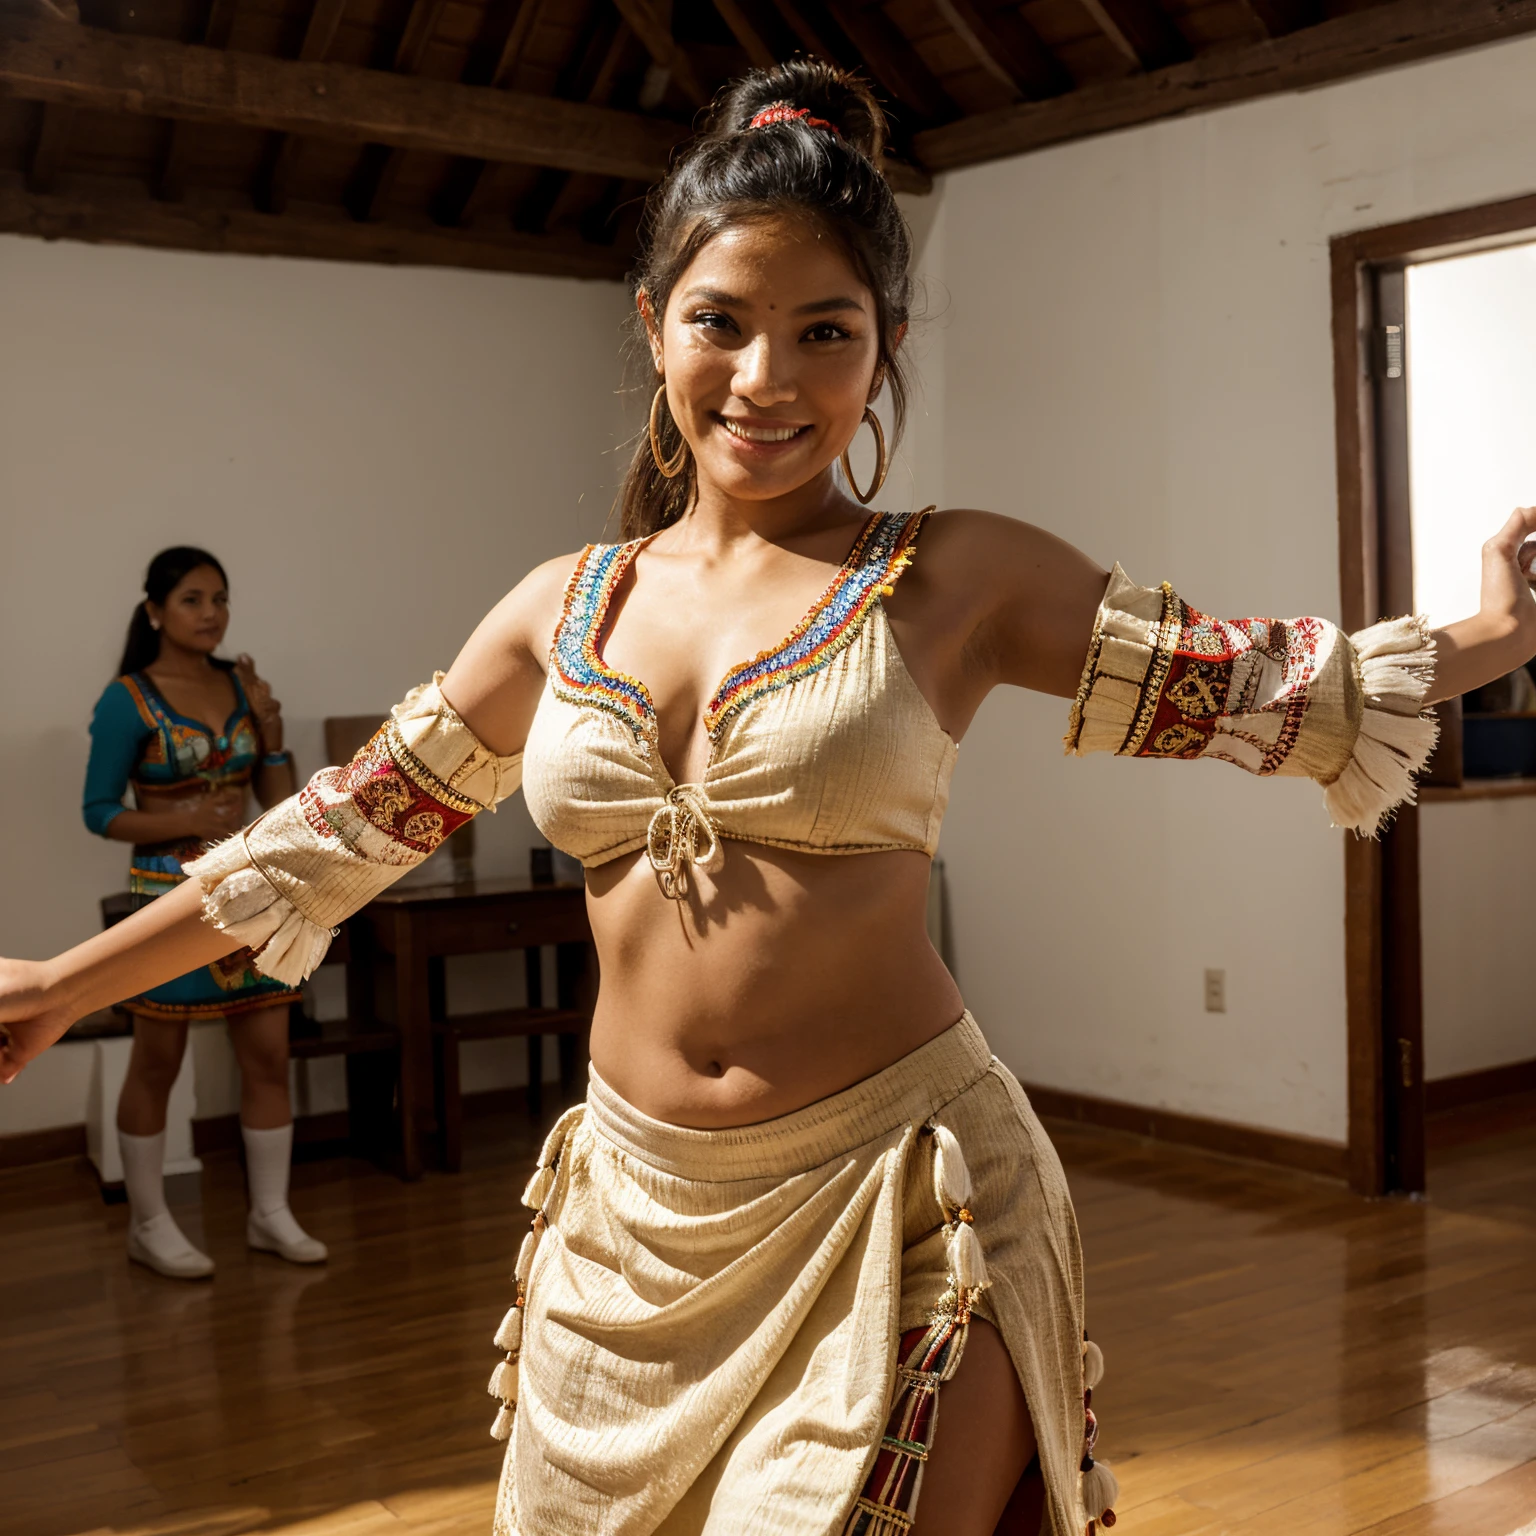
{"left": 2, "top": 1091, "right": 1533, "bottom": 1536}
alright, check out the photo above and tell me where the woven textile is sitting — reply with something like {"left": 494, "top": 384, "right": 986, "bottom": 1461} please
{"left": 492, "top": 1014, "right": 1092, "bottom": 1536}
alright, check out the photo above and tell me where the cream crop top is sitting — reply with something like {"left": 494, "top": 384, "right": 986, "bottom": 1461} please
{"left": 521, "top": 509, "right": 958, "bottom": 895}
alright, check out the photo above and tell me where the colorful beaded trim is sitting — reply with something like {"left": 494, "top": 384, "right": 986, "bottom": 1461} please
{"left": 549, "top": 510, "right": 931, "bottom": 751}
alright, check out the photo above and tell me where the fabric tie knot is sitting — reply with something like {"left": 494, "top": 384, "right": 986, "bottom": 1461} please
{"left": 646, "top": 784, "right": 723, "bottom": 900}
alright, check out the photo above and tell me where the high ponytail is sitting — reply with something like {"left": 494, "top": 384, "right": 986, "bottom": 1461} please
{"left": 117, "top": 545, "right": 231, "bottom": 677}
{"left": 619, "top": 60, "right": 914, "bottom": 541}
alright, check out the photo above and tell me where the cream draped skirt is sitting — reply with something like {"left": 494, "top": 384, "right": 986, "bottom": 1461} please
{"left": 490, "top": 1014, "right": 1105, "bottom": 1536}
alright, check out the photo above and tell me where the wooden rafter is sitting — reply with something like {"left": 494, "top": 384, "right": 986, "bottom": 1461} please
{"left": 1242, "top": 0, "right": 1323, "bottom": 38}
{"left": 930, "top": 0, "right": 1071, "bottom": 101}
{"left": 0, "top": 170, "right": 633, "bottom": 277}
{"left": 915, "top": 0, "right": 1536, "bottom": 171}
{"left": 710, "top": 0, "right": 776, "bottom": 69}
{"left": 430, "top": 0, "right": 549, "bottom": 228}
{"left": 158, "top": 0, "right": 242, "bottom": 202}
{"left": 611, "top": 0, "right": 710, "bottom": 109}
{"left": 347, "top": 0, "right": 450, "bottom": 221}
{"left": 27, "top": 102, "right": 73, "bottom": 193}
{"left": 0, "top": 17, "right": 691, "bottom": 180}
{"left": 257, "top": 0, "right": 351, "bottom": 215}
{"left": 766, "top": 0, "right": 843, "bottom": 64}
{"left": 820, "top": 0, "right": 955, "bottom": 123}
{"left": 514, "top": 13, "right": 631, "bottom": 236}
{"left": 1076, "top": 0, "right": 1190, "bottom": 71}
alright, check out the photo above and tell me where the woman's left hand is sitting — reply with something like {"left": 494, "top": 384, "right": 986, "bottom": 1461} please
{"left": 1477, "top": 506, "right": 1536, "bottom": 648}
{"left": 236, "top": 654, "right": 284, "bottom": 752}
{"left": 1429, "top": 507, "right": 1536, "bottom": 705}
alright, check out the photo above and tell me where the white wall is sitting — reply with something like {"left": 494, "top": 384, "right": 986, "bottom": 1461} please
{"left": 923, "top": 35, "right": 1536, "bottom": 1143}
{"left": 1421, "top": 802, "right": 1536, "bottom": 1081}
{"left": 0, "top": 236, "right": 633, "bottom": 1134}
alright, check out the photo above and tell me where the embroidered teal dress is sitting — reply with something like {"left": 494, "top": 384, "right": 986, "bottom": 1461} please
{"left": 83, "top": 671, "right": 302, "bottom": 1021}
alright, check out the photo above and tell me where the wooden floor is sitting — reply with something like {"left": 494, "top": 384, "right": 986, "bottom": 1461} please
{"left": 3, "top": 1093, "right": 1533, "bottom": 1536}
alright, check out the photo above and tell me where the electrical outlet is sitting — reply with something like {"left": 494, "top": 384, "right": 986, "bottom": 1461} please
{"left": 1204, "top": 968, "right": 1226, "bottom": 1013}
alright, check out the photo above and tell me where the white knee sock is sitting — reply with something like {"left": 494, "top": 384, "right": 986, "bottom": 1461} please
{"left": 118, "top": 1127, "right": 171, "bottom": 1228}
{"left": 242, "top": 1121, "right": 294, "bottom": 1216}
{"left": 243, "top": 1122, "right": 327, "bottom": 1261}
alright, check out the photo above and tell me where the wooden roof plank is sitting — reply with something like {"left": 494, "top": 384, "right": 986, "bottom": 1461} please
{"left": 158, "top": 0, "right": 244, "bottom": 200}
{"left": 930, "top": 0, "right": 1072, "bottom": 100}
{"left": 254, "top": 0, "right": 349, "bottom": 212}
{"left": 0, "top": 166, "right": 635, "bottom": 274}
{"left": 611, "top": 0, "right": 711, "bottom": 109}
{"left": 819, "top": 0, "right": 956, "bottom": 121}
{"left": 27, "top": 102, "right": 74, "bottom": 190}
{"left": 766, "top": 0, "right": 844, "bottom": 63}
{"left": 915, "top": 0, "right": 1536, "bottom": 171}
{"left": 0, "top": 15, "right": 692, "bottom": 178}
{"left": 1240, "top": 0, "right": 1321, "bottom": 38}
{"left": 709, "top": 0, "right": 777, "bottom": 69}
{"left": 1076, "top": 0, "right": 1191, "bottom": 70}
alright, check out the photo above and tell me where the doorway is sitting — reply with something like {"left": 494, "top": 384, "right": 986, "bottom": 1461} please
{"left": 1332, "top": 195, "right": 1536, "bottom": 1196}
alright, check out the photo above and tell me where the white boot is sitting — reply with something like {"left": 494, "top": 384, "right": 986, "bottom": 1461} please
{"left": 243, "top": 1123, "right": 327, "bottom": 1264}
{"left": 119, "top": 1128, "right": 215, "bottom": 1280}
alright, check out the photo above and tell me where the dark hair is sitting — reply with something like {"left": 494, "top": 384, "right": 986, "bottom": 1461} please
{"left": 620, "top": 60, "right": 914, "bottom": 540}
{"left": 117, "top": 545, "right": 231, "bottom": 676}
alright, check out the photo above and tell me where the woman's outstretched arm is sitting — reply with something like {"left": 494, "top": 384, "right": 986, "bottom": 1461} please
{"left": 0, "top": 555, "right": 574, "bottom": 1085}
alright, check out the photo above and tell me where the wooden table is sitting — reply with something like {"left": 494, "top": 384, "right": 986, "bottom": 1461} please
{"left": 355, "top": 877, "right": 593, "bottom": 1179}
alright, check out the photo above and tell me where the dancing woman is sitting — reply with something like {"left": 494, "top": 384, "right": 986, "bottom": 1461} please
{"left": 82, "top": 547, "right": 327, "bottom": 1278}
{"left": 5, "top": 64, "right": 1534, "bottom": 1535}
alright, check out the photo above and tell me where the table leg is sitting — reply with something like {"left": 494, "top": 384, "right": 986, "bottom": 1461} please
{"left": 390, "top": 921, "right": 432, "bottom": 1182}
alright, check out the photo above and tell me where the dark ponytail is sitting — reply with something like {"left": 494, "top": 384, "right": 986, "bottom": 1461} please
{"left": 117, "top": 546, "right": 231, "bottom": 677}
{"left": 620, "top": 60, "right": 914, "bottom": 540}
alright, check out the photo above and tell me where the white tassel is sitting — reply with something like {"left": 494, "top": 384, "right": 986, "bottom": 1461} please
{"left": 514, "top": 1229, "right": 537, "bottom": 1286}
{"left": 521, "top": 1163, "right": 554, "bottom": 1211}
{"left": 948, "top": 1219, "right": 989, "bottom": 1293}
{"left": 494, "top": 1304, "right": 523, "bottom": 1353}
{"left": 1081, "top": 1459, "right": 1119, "bottom": 1521}
{"left": 930, "top": 1122, "right": 973, "bottom": 1214}
{"left": 490, "top": 1404, "right": 514, "bottom": 1442}
{"left": 1083, "top": 1338, "right": 1104, "bottom": 1389}
{"left": 487, "top": 1355, "right": 518, "bottom": 1404}
{"left": 1325, "top": 616, "right": 1438, "bottom": 838}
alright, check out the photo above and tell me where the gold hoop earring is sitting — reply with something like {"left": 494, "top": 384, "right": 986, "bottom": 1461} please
{"left": 649, "top": 384, "right": 689, "bottom": 480}
{"left": 839, "top": 406, "right": 888, "bottom": 506}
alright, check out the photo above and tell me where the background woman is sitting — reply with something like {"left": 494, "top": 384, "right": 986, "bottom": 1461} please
{"left": 5, "top": 63, "right": 1534, "bottom": 1536}
{"left": 83, "top": 546, "right": 326, "bottom": 1278}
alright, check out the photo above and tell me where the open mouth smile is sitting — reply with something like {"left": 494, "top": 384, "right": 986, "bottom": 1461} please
{"left": 717, "top": 416, "right": 812, "bottom": 445}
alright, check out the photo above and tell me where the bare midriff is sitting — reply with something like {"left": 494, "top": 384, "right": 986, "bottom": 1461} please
{"left": 582, "top": 843, "right": 965, "bottom": 1128}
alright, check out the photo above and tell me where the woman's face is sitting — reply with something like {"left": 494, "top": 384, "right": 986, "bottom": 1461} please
{"left": 648, "top": 214, "right": 883, "bottom": 505}
{"left": 148, "top": 565, "right": 229, "bottom": 657}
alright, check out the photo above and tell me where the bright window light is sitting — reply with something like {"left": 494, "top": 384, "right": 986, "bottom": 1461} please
{"left": 1407, "top": 240, "right": 1536, "bottom": 629}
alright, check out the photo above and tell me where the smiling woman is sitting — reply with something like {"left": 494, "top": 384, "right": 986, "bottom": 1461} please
{"left": 3, "top": 54, "right": 1535, "bottom": 1536}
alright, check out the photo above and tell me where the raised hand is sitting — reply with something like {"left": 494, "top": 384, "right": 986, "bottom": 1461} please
{"left": 1428, "top": 507, "right": 1536, "bottom": 704}
{"left": 235, "top": 653, "right": 284, "bottom": 752}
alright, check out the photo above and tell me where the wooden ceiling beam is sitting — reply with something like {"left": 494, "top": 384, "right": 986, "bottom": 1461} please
{"left": 257, "top": 0, "right": 353, "bottom": 214}
{"left": 347, "top": 0, "right": 449, "bottom": 222}
{"left": 1077, "top": 0, "right": 1190, "bottom": 71}
{"left": 931, "top": 0, "right": 1072, "bottom": 101}
{"left": 1241, "top": 0, "right": 1322, "bottom": 38}
{"left": 766, "top": 0, "right": 843, "bottom": 64}
{"left": 709, "top": 0, "right": 776, "bottom": 69}
{"left": 157, "top": 0, "right": 242, "bottom": 201}
{"left": 819, "top": 1, "right": 956, "bottom": 123}
{"left": 0, "top": 169, "right": 634, "bottom": 277}
{"left": 28, "top": 103, "right": 73, "bottom": 192}
{"left": 0, "top": 16, "right": 691, "bottom": 180}
{"left": 486, "top": 0, "right": 546, "bottom": 89}
{"left": 611, "top": 0, "right": 711, "bottom": 109}
{"left": 916, "top": 0, "right": 1536, "bottom": 171}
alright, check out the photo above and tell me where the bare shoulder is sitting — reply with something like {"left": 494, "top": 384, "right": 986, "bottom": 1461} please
{"left": 917, "top": 508, "right": 1104, "bottom": 586}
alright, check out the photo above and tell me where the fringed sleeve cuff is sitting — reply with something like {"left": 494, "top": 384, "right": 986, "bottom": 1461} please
{"left": 1065, "top": 567, "right": 1437, "bottom": 838}
{"left": 1322, "top": 616, "right": 1438, "bottom": 838}
{"left": 185, "top": 674, "right": 523, "bottom": 986}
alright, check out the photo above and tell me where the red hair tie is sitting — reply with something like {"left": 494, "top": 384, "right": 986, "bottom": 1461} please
{"left": 748, "top": 101, "right": 842, "bottom": 137}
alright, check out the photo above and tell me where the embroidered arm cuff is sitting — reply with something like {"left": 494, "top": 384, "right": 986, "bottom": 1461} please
{"left": 184, "top": 675, "right": 523, "bottom": 984}
{"left": 1064, "top": 566, "right": 1437, "bottom": 837}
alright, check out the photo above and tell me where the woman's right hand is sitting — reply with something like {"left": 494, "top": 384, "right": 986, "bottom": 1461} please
{"left": 188, "top": 788, "right": 245, "bottom": 842}
{"left": 0, "top": 957, "right": 76, "bottom": 1085}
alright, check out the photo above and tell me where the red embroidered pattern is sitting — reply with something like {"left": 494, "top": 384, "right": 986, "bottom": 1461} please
{"left": 302, "top": 724, "right": 474, "bottom": 855}
{"left": 1134, "top": 599, "right": 1323, "bottom": 774}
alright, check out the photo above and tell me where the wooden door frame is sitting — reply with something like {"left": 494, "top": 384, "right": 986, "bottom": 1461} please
{"left": 1331, "top": 190, "right": 1536, "bottom": 1195}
